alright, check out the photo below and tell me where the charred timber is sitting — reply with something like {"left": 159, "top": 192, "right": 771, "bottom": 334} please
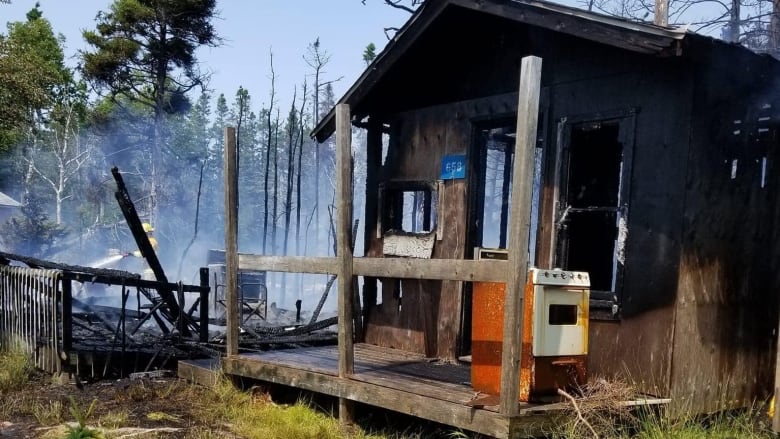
{"left": 61, "top": 271, "right": 206, "bottom": 293}
{"left": 111, "top": 167, "right": 182, "bottom": 321}
{"left": 0, "top": 251, "right": 140, "bottom": 279}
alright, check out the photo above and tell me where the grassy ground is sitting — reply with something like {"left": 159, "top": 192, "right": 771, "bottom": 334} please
{"left": 0, "top": 348, "right": 464, "bottom": 438}
{"left": 0, "top": 348, "right": 776, "bottom": 438}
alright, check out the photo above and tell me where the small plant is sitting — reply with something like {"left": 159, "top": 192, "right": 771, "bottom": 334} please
{"left": 154, "top": 379, "right": 185, "bottom": 399}
{"left": 126, "top": 380, "right": 155, "bottom": 401}
{"left": 65, "top": 396, "right": 103, "bottom": 439}
{"left": 32, "top": 399, "right": 63, "bottom": 426}
{"left": 98, "top": 410, "right": 129, "bottom": 430}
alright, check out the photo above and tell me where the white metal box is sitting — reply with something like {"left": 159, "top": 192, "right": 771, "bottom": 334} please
{"left": 531, "top": 269, "right": 590, "bottom": 357}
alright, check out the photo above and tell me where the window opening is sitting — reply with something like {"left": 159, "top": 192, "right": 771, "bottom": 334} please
{"left": 381, "top": 132, "right": 390, "bottom": 166}
{"left": 381, "top": 182, "right": 438, "bottom": 235}
{"left": 556, "top": 118, "right": 630, "bottom": 298}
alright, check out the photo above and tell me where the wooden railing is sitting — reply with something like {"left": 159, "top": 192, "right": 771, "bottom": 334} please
{"left": 0, "top": 265, "right": 63, "bottom": 373}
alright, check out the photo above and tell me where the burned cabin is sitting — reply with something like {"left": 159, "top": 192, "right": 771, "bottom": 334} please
{"left": 198, "top": 0, "right": 780, "bottom": 436}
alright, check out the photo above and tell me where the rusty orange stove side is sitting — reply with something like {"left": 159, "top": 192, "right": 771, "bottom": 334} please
{"left": 471, "top": 273, "right": 587, "bottom": 401}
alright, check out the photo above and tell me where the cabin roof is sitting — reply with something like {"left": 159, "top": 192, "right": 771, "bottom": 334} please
{"left": 0, "top": 191, "right": 20, "bottom": 208}
{"left": 311, "top": 0, "right": 769, "bottom": 142}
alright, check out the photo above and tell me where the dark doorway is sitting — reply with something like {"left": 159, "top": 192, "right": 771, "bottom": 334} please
{"left": 462, "top": 109, "right": 547, "bottom": 356}
{"left": 469, "top": 120, "right": 544, "bottom": 259}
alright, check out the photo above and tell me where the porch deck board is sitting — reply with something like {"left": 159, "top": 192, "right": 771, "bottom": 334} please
{"left": 224, "top": 343, "right": 554, "bottom": 438}
{"left": 238, "top": 344, "right": 487, "bottom": 404}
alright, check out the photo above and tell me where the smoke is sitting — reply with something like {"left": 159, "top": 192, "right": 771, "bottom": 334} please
{"left": 0, "top": 86, "right": 374, "bottom": 319}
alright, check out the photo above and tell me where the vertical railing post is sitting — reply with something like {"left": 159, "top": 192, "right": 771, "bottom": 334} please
{"left": 199, "top": 267, "right": 210, "bottom": 343}
{"left": 224, "top": 126, "right": 239, "bottom": 357}
{"left": 336, "top": 103, "right": 355, "bottom": 424}
{"left": 500, "top": 55, "right": 543, "bottom": 416}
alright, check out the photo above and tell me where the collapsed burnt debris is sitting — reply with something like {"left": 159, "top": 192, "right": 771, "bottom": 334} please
{"left": 0, "top": 250, "right": 212, "bottom": 378}
{"left": 0, "top": 249, "right": 338, "bottom": 378}
{"left": 0, "top": 167, "right": 338, "bottom": 379}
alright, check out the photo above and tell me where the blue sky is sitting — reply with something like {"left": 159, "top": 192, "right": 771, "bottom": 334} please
{"left": 2, "top": 0, "right": 411, "bottom": 110}
{"left": 3, "top": 0, "right": 728, "bottom": 111}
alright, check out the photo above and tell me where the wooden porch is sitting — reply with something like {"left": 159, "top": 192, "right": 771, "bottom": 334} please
{"left": 208, "top": 57, "right": 549, "bottom": 438}
{"left": 221, "top": 343, "right": 555, "bottom": 439}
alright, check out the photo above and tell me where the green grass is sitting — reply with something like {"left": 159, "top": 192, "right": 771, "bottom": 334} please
{"left": 202, "top": 376, "right": 778, "bottom": 439}
{"left": 631, "top": 406, "right": 774, "bottom": 439}
{"left": 202, "top": 377, "right": 410, "bottom": 439}
{"left": 97, "top": 410, "right": 129, "bottom": 430}
{"left": 549, "top": 398, "right": 775, "bottom": 439}
{"left": 0, "top": 344, "right": 33, "bottom": 393}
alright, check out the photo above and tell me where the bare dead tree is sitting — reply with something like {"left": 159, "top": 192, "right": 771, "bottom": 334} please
{"left": 304, "top": 39, "right": 327, "bottom": 250}
{"left": 362, "top": 0, "right": 423, "bottom": 38}
{"left": 263, "top": 50, "right": 276, "bottom": 254}
{"left": 588, "top": 0, "right": 779, "bottom": 50}
{"left": 176, "top": 158, "right": 206, "bottom": 279}
{"left": 25, "top": 101, "right": 91, "bottom": 224}
{"left": 294, "top": 80, "right": 308, "bottom": 298}
{"left": 304, "top": 40, "right": 342, "bottom": 254}
{"left": 361, "top": 0, "right": 424, "bottom": 13}
{"left": 295, "top": 80, "right": 308, "bottom": 258}
{"left": 283, "top": 88, "right": 298, "bottom": 258}
{"left": 271, "top": 107, "right": 280, "bottom": 254}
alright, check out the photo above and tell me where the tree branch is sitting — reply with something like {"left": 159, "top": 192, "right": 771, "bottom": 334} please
{"left": 558, "top": 388, "right": 599, "bottom": 439}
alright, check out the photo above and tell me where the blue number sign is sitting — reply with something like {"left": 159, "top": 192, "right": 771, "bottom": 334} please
{"left": 441, "top": 154, "right": 466, "bottom": 180}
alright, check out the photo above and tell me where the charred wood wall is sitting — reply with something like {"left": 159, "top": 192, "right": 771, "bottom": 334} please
{"left": 540, "top": 66, "right": 693, "bottom": 397}
{"left": 363, "top": 94, "right": 518, "bottom": 360}
{"left": 355, "top": 3, "right": 779, "bottom": 411}
{"left": 670, "top": 41, "right": 780, "bottom": 413}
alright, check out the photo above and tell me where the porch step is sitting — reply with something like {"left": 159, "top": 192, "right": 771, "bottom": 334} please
{"left": 178, "top": 358, "right": 220, "bottom": 387}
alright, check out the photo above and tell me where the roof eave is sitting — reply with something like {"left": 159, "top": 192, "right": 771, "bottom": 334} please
{"left": 310, "top": 0, "right": 451, "bottom": 142}
{"left": 310, "top": 0, "right": 689, "bottom": 142}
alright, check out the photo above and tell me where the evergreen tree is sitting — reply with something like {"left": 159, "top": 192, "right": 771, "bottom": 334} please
{"left": 362, "top": 42, "right": 377, "bottom": 65}
{"left": 1, "top": 194, "right": 66, "bottom": 258}
{"left": 0, "top": 2, "right": 70, "bottom": 175}
{"left": 81, "top": 0, "right": 220, "bottom": 225}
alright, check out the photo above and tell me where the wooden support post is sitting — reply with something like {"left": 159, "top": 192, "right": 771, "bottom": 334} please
{"left": 61, "top": 278, "right": 73, "bottom": 353}
{"left": 199, "top": 267, "right": 209, "bottom": 343}
{"left": 362, "top": 119, "right": 382, "bottom": 325}
{"left": 336, "top": 103, "right": 355, "bottom": 424}
{"left": 224, "top": 126, "right": 240, "bottom": 357}
{"left": 499, "top": 55, "right": 542, "bottom": 415}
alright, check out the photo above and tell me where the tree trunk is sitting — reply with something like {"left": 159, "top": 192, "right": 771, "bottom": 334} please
{"left": 771, "top": 0, "right": 780, "bottom": 53}
{"left": 272, "top": 109, "right": 279, "bottom": 255}
{"left": 263, "top": 53, "right": 276, "bottom": 254}
{"left": 728, "top": 0, "right": 740, "bottom": 43}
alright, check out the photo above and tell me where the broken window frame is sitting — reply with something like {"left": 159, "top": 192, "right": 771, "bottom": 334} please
{"left": 552, "top": 108, "right": 637, "bottom": 320}
{"left": 377, "top": 180, "right": 442, "bottom": 239}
